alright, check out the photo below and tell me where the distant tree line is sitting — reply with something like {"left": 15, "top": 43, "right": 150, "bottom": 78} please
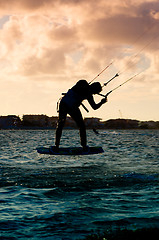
{"left": 0, "top": 114, "right": 159, "bottom": 129}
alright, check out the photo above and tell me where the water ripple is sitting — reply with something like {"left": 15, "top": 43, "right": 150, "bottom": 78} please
{"left": 1, "top": 129, "right": 159, "bottom": 239}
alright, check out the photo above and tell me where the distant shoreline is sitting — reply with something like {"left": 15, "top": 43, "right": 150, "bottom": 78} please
{"left": 1, "top": 125, "right": 159, "bottom": 130}
{"left": 0, "top": 115, "right": 159, "bottom": 130}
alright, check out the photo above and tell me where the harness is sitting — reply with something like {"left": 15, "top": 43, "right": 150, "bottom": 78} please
{"left": 57, "top": 92, "right": 89, "bottom": 113}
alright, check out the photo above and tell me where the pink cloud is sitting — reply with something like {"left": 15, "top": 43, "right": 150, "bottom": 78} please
{"left": 0, "top": 0, "right": 54, "bottom": 12}
{"left": 0, "top": 0, "right": 159, "bottom": 80}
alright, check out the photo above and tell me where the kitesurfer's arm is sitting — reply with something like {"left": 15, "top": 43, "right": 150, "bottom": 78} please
{"left": 88, "top": 95, "right": 107, "bottom": 110}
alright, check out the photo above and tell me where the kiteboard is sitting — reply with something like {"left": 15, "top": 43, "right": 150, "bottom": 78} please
{"left": 36, "top": 146, "right": 104, "bottom": 155}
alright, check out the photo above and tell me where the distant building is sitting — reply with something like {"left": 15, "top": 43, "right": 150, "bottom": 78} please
{"left": 48, "top": 116, "right": 58, "bottom": 128}
{"left": 103, "top": 119, "right": 139, "bottom": 129}
{"left": 65, "top": 117, "right": 77, "bottom": 128}
{"left": 84, "top": 117, "right": 103, "bottom": 128}
{"left": 139, "top": 120, "right": 159, "bottom": 129}
{"left": 22, "top": 114, "right": 49, "bottom": 127}
{"left": 0, "top": 115, "right": 21, "bottom": 129}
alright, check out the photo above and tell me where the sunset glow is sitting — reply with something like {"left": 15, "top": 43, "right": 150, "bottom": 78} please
{"left": 0, "top": 0, "right": 159, "bottom": 121}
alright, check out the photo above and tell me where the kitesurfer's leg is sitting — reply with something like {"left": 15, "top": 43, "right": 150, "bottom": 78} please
{"left": 55, "top": 102, "right": 67, "bottom": 149}
{"left": 68, "top": 108, "right": 87, "bottom": 150}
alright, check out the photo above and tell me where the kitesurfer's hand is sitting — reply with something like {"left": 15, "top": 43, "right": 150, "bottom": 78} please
{"left": 101, "top": 97, "right": 107, "bottom": 104}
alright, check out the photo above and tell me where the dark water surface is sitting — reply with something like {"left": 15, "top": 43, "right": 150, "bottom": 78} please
{"left": 0, "top": 130, "right": 159, "bottom": 239}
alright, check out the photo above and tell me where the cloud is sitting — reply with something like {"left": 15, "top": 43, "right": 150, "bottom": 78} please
{"left": 18, "top": 48, "right": 66, "bottom": 76}
{"left": 0, "top": 0, "right": 54, "bottom": 12}
{"left": 0, "top": 0, "right": 159, "bottom": 83}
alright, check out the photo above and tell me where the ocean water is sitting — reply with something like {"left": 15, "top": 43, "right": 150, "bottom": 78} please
{"left": 0, "top": 129, "right": 159, "bottom": 240}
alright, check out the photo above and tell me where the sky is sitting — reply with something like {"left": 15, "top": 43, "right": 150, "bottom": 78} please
{"left": 0, "top": 0, "right": 159, "bottom": 121}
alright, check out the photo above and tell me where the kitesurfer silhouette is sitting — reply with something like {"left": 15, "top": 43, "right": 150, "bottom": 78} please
{"left": 54, "top": 80, "right": 107, "bottom": 152}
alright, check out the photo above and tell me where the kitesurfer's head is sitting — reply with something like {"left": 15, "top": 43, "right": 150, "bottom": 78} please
{"left": 90, "top": 82, "right": 102, "bottom": 94}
